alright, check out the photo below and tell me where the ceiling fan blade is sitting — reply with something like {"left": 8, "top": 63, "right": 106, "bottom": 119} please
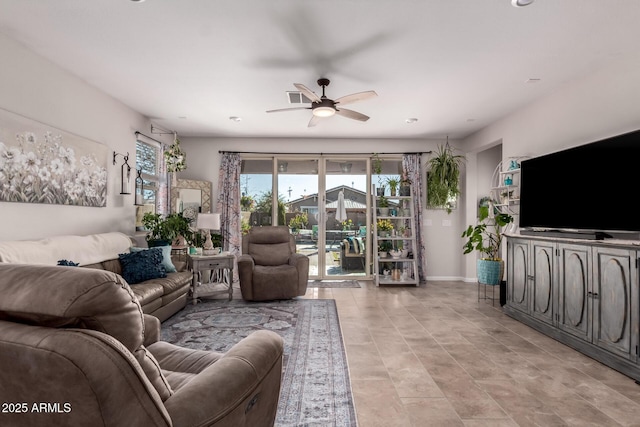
{"left": 335, "top": 108, "right": 370, "bottom": 122}
{"left": 334, "top": 90, "right": 378, "bottom": 106}
{"left": 266, "top": 107, "right": 311, "bottom": 113}
{"left": 308, "top": 115, "right": 322, "bottom": 127}
{"left": 294, "top": 83, "right": 322, "bottom": 103}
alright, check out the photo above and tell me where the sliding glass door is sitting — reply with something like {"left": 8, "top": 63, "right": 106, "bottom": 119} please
{"left": 240, "top": 155, "right": 376, "bottom": 280}
{"left": 324, "top": 158, "right": 369, "bottom": 278}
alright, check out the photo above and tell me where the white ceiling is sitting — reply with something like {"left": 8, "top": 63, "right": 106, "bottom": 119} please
{"left": 1, "top": 0, "right": 639, "bottom": 140}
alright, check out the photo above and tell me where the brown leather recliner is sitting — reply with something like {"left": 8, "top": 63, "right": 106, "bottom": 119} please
{"left": 238, "top": 226, "right": 309, "bottom": 301}
{"left": 0, "top": 264, "right": 284, "bottom": 427}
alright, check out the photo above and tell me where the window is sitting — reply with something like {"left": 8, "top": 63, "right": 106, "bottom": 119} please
{"left": 135, "top": 139, "right": 161, "bottom": 230}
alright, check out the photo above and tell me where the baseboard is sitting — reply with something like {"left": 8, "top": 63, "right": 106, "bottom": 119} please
{"left": 426, "top": 275, "right": 467, "bottom": 282}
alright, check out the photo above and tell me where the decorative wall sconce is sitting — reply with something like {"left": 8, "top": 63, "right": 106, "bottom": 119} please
{"left": 135, "top": 169, "right": 144, "bottom": 206}
{"left": 113, "top": 151, "right": 131, "bottom": 195}
{"left": 278, "top": 162, "right": 288, "bottom": 173}
{"left": 340, "top": 163, "right": 352, "bottom": 173}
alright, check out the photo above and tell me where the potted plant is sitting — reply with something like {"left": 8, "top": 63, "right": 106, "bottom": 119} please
{"left": 385, "top": 176, "right": 400, "bottom": 196}
{"left": 399, "top": 171, "right": 411, "bottom": 196}
{"left": 288, "top": 212, "right": 308, "bottom": 233}
{"left": 377, "top": 218, "right": 394, "bottom": 237}
{"left": 378, "top": 195, "right": 390, "bottom": 216}
{"left": 461, "top": 204, "right": 513, "bottom": 286}
{"left": 372, "top": 153, "right": 385, "bottom": 196}
{"left": 142, "top": 212, "right": 192, "bottom": 247}
{"left": 378, "top": 240, "right": 392, "bottom": 258}
{"left": 427, "top": 142, "right": 465, "bottom": 213}
{"left": 240, "top": 194, "right": 254, "bottom": 211}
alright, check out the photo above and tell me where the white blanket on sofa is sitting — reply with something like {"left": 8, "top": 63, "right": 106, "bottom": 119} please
{"left": 0, "top": 232, "right": 133, "bottom": 266}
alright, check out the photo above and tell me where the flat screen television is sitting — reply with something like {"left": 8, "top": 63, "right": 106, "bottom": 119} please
{"left": 519, "top": 129, "right": 640, "bottom": 235}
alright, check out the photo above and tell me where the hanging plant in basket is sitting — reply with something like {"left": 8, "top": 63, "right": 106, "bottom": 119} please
{"left": 164, "top": 135, "right": 187, "bottom": 173}
{"left": 427, "top": 142, "right": 465, "bottom": 213}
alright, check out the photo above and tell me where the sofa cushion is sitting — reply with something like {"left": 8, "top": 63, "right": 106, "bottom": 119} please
{"left": 249, "top": 242, "right": 290, "bottom": 266}
{"left": 131, "top": 245, "right": 177, "bottom": 273}
{"left": 130, "top": 281, "right": 165, "bottom": 306}
{"left": 119, "top": 248, "right": 167, "bottom": 285}
{"left": 0, "top": 232, "right": 131, "bottom": 266}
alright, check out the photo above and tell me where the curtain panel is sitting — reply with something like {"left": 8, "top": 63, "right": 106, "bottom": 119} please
{"left": 217, "top": 152, "right": 242, "bottom": 282}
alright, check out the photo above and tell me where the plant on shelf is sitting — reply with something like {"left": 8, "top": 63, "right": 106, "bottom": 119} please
{"left": 372, "top": 153, "right": 385, "bottom": 195}
{"left": 385, "top": 176, "right": 400, "bottom": 196}
{"left": 461, "top": 204, "right": 513, "bottom": 286}
{"left": 142, "top": 212, "right": 192, "bottom": 247}
{"left": 377, "top": 218, "right": 394, "bottom": 237}
{"left": 400, "top": 171, "right": 411, "bottom": 196}
{"left": 288, "top": 212, "right": 308, "bottom": 233}
{"left": 377, "top": 195, "right": 390, "bottom": 216}
{"left": 378, "top": 240, "right": 392, "bottom": 258}
{"left": 427, "top": 142, "right": 465, "bottom": 213}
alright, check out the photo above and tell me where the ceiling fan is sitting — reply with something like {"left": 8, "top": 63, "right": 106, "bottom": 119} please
{"left": 266, "top": 78, "right": 377, "bottom": 127}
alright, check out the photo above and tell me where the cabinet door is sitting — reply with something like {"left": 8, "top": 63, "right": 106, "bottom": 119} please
{"left": 592, "top": 247, "right": 637, "bottom": 361}
{"left": 557, "top": 244, "right": 591, "bottom": 341}
{"left": 531, "top": 241, "right": 555, "bottom": 326}
{"left": 507, "top": 239, "right": 529, "bottom": 314}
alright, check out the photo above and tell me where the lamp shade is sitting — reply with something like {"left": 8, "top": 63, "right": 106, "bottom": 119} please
{"left": 196, "top": 213, "right": 221, "bottom": 231}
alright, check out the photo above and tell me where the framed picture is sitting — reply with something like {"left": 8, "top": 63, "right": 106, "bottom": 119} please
{"left": 0, "top": 108, "right": 108, "bottom": 207}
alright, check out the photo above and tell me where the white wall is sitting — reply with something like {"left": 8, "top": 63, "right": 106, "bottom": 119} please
{"left": 459, "top": 54, "right": 640, "bottom": 281}
{"left": 179, "top": 137, "right": 467, "bottom": 280}
{"left": 0, "top": 33, "right": 172, "bottom": 241}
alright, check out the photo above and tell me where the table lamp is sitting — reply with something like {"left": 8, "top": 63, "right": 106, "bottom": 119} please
{"left": 196, "top": 213, "right": 221, "bottom": 255}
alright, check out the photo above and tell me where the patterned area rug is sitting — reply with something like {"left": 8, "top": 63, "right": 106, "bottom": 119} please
{"left": 308, "top": 280, "right": 361, "bottom": 288}
{"left": 161, "top": 299, "right": 357, "bottom": 427}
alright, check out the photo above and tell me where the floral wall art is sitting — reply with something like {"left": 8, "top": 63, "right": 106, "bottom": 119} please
{"left": 0, "top": 108, "right": 108, "bottom": 207}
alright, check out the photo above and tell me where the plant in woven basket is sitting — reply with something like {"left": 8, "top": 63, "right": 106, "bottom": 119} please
{"left": 427, "top": 142, "right": 465, "bottom": 213}
{"left": 164, "top": 135, "right": 187, "bottom": 172}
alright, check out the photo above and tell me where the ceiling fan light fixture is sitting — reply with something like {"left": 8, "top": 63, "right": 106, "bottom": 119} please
{"left": 511, "top": 0, "right": 534, "bottom": 7}
{"left": 312, "top": 106, "right": 336, "bottom": 117}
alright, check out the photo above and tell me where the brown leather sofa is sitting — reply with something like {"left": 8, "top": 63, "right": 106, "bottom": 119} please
{"left": 238, "top": 226, "right": 309, "bottom": 301}
{"left": 0, "top": 233, "right": 191, "bottom": 321}
{"left": 0, "top": 263, "right": 284, "bottom": 427}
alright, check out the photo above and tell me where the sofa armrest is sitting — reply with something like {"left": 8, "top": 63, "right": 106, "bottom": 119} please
{"left": 143, "top": 314, "right": 161, "bottom": 346}
{"left": 163, "top": 330, "right": 284, "bottom": 427}
{"left": 289, "top": 253, "right": 309, "bottom": 295}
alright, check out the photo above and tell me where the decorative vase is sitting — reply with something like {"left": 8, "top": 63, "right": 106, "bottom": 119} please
{"left": 376, "top": 186, "right": 386, "bottom": 196}
{"left": 477, "top": 259, "right": 504, "bottom": 286}
{"left": 391, "top": 268, "right": 402, "bottom": 281}
{"left": 399, "top": 184, "right": 411, "bottom": 196}
{"left": 390, "top": 188, "right": 397, "bottom": 196}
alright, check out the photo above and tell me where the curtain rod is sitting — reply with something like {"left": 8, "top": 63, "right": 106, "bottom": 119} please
{"left": 135, "top": 131, "right": 165, "bottom": 145}
{"left": 218, "top": 150, "right": 431, "bottom": 155}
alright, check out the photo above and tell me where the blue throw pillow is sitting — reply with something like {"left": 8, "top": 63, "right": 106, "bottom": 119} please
{"left": 118, "top": 248, "right": 166, "bottom": 285}
{"left": 57, "top": 259, "right": 79, "bottom": 266}
{"left": 130, "top": 245, "right": 177, "bottom": 273}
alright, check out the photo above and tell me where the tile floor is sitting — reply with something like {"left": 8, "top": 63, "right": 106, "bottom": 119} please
{"left": 300, "top": 280, "right": 640, "bottom": 427}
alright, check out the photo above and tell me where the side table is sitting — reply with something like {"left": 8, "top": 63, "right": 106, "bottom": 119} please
{"left": 187, "top": 253, "right": 235, "bottom": 304}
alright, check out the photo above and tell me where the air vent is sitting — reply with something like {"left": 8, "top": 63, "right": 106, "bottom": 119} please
{"left": 287, "top": 91, "right": 312, "bottom": 104}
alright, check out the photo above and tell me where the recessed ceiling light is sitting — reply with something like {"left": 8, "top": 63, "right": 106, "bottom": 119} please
{"left": 466, "top": 118, "right": 476, "bottom": 122}
{"left": 405, "top": 118, "right": 418, "bottom": 124}
{"left": 229, "top": 116, "right": 242, "bottom": 122}
{"left": 525, "top": 78, "right": 541, "bottom": 83}
{"left": 178, "top": 116, "right": 187, "bottom": 119}
{"left": 511, "top": 0, "right": 534, "bottom": 7}
{"left": 130, "top": 0, "right": 145, "bottom": 2}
